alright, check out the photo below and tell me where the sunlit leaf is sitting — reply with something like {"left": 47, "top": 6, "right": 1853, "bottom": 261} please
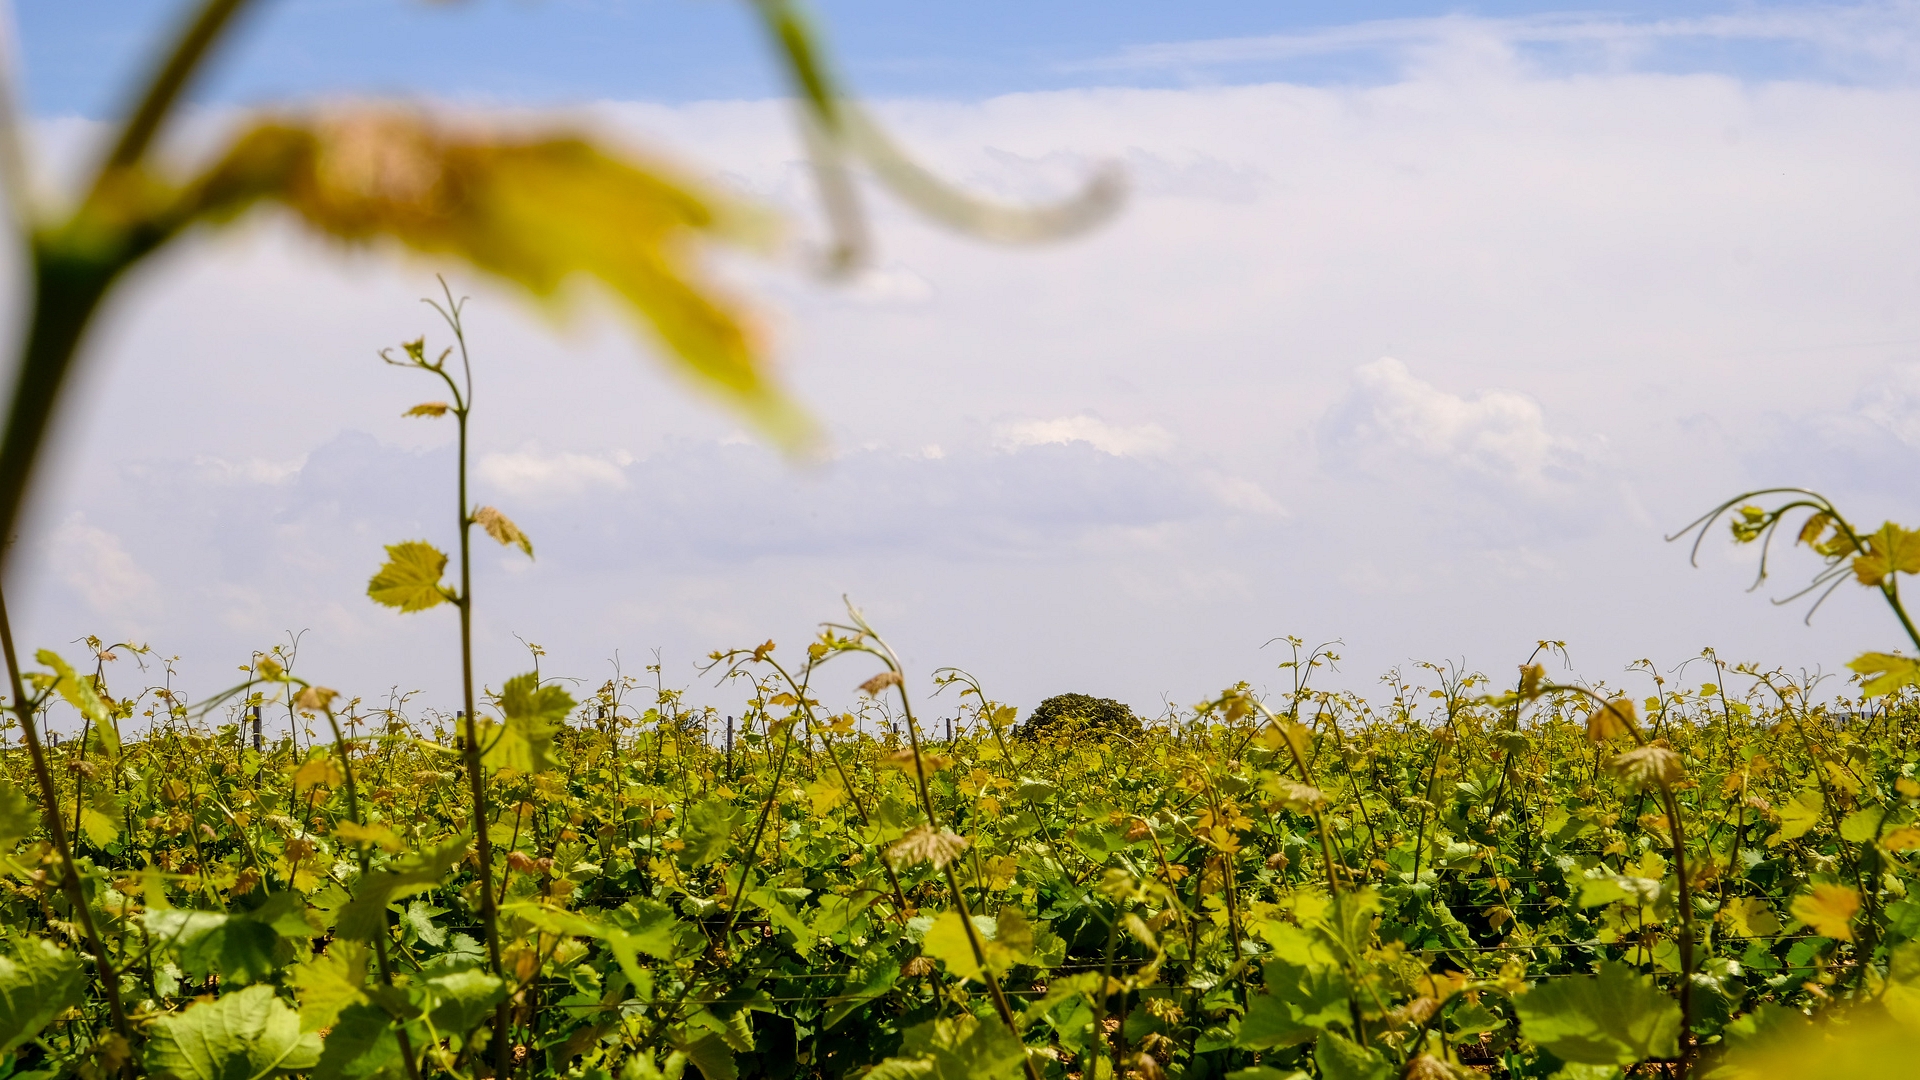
{"left": 1849, "top": 652, "right": 1920, "bottom": 697}
{"left": 480, "top": 672, "right": 572, "bottom": 773}
{"left": 1586, "top": 698, "right": 1634, "bottom": 743}
{"left": 287, "top": 941, "right": 369, "bottom": 1033}
{"left": 1608, "top": 744, "right": 1682, "bottom": 792}
{"left": 366, "top": 540, "right": 450, "bottom": 612}
{"left": 36, "top": 649, "right": 117, "bottom": 759}
{"left": 0, "top": 780, "right": 33, "bottom": 850}
{"left": 336, "top": 833, "right": 471, "bottom": 940}
{"left": 1513, "top": 961, "right": 1681, "bottom": 1066}
{"left": 887, "top": 823, "right": 969, "bottom": 870}
{"left": 1851, "top": 521, "right": 1920, "bottom": 585}
{"left": 187, "top": 112, "right": 811, "bottom": 447}
{"left": 0, "top": 937, "right": 86, "bottom": 1058}
{"left": 146, "top": 984, "right": 322, "bottom": 1080}
{"left": 1776, "top": 789, "right": 1824, "bottom": 841}
{"left": 1790, "top": 883, "right": 1860, "bottom": 941}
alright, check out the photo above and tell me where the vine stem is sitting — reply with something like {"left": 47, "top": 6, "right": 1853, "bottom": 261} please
{"left": 835, "top": 608, "right": 1042, "bottom": 1080}
{"left": 0, "top": 583, "right": 133, "bottom": 1052}
{"left": 319, "top": 699, "right": 422, "bottom": 1080}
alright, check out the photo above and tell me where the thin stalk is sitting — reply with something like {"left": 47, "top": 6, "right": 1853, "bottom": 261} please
{"left": 0, "top": 583, "right": 132, "bottom": 1047}
{"left": 321, "top": 701, "right": 422, "bottom": 1080}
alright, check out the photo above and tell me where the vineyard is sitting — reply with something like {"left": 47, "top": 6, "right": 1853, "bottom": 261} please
{"left": 5, "top": 624, "right": 1920, "bottom": 1080}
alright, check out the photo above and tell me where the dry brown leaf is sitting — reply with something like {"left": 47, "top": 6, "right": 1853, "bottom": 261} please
{"left": 473, "top": 506, "right": 533, "bottom": 557}
{"left": 887, "top": 823, "right": 969, "bottom": 870}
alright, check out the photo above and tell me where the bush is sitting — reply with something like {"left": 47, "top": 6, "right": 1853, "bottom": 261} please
{"left": 1014, "top": 692, "right": 1141, "bottom": 741}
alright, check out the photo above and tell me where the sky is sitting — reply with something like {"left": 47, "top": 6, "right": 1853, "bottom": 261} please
{"left": 11, "top": 1, "right": 1920, "bottom": 730}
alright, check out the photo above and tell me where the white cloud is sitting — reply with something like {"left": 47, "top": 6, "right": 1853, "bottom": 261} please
{"left": 48, "top": 515, "right": 158, "bottom": 621}
{"left": 17, "top": 20, "right": 1920, "bottom": 713}
{"left": 1321, "top": 359, "right": 1592, "bottom": 495}
{"left": 993, "top": 416, "right": 1174, "bottom": 457}
{"left": 477, "top": 446, "right": 633, "bottom": 499}
{"left": 1079, "top": 8, "right": 1920, "bottom": 77}
{"left": 192, "top": 454, "right": 307, "bottom": 485}
{"left": 1199, "top": 472, "right": 1287, "bottom": 518}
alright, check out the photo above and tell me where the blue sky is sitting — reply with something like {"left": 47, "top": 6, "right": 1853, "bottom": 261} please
{"left": 18, "top": 1, "right": 1902, "bottom": 117}
{"left": 15, "top": 1, "right": 1920, "bottom": 726}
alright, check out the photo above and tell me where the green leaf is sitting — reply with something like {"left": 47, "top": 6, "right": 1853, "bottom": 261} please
{"left": 678, "top": 798, "right": 742, "bottom": 868}
{"left": 424, "top": 969, "right": 505, "bottom": 1046}
{"left": 1514, "top": 961, "right": 1682, "bottom": 1066}
{"left": 36, "top": 650, "right": 117, "bottom": 760}
{"left": 749, "top": 888, "right": 818, "bottom": 958}
{"left": 1851, "top": 523, "right": 1920, "bottom": 586}
{"left": 311, "top": 1002, "right": 408, "bottom": 1080}
{"left": 481, "top": 672, "right": 572, "bottom": 773}
{"left": 886, "top": 1015, "right": 1027, "bottom": 1080}
{"left": 921, "top": 908, "right": 1035, "bottom": 983}
{"left": 1237, "top": 960, "right": 1351, "bottom": 1049}
{"left": 0, "top": 780, "right": 34, "bottom": 850}
{"left": 288, "top": 942, "right": 369, "bottom": 1033}
{"left": 366, "top": 541, "right": 450, "bottom": 613}
{"left": 500, "top": 898, "right": 691, "bottom": 990}
{"left": 1883, "top": 941, "right": 1920, "bottom": 1027}
{"left": 145, "top": 905, "right": 286, "bottom": 986}
{"left": 1841, "top": 805, "right": 1887, "bottom": 844}
{"left": 672, "top": 1030, "right": 738, "bottom": 1080}
{"left": 146, "top": 984, "right": 323, "bottom": 1080}
{"left": 336, "top": 833, "right": 471, "bottom": 941}
{"left": 1777, "top": 789, "right": 1825, "bottom": 841}
{"left": 0, "top": 937, "right": 86, "bottom": 1058}
{"left": 1313, "top": 1030, "right": 1390, "bottom": 1080}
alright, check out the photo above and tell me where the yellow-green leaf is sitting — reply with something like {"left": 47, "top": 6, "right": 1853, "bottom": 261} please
{"left": 481, "top": 672, "right": 573, "bottom": 774}
{"left": 1777, "top": 789, "right": 1824, "bottom": 841}
{"left": 1721, "top": 897, "right": 1781, "bottom": 939}
{"left": 187, "top": 112, "right": 811, "bottom": 448}
{"left": 1791, "top": 883, "right": 1860, "bottom": 941}
{"left": 367, "top": 540, "right": 450, "bottom": 612}
{"left": 1849, "top": 652, "right": 1920, "bottom": 697}
{"left": 287, "top": 942, "right": 369, "bottom": 1033}
{"left": 920, "top": 907, "right": 1034, "bottom": 983}
{"left": 36, "top": 650, "right": 117, "bottom": 760}
{"left": 1852, "top": 522, "right": 1920, "bottom": 586}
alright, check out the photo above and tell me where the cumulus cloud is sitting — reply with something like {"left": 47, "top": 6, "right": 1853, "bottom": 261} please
{"left": 993, "top": 416, "right": 1175, "bottom": 457}
{"left": 1320, "top": 359, "right": 1593, "bottom": 495}
{"left": 48, "top": 515, "right": 159, "bottom": 621}
{"left": 478, "top": 446, "right": 634, "bottom": 499}
{"left": 18, "top": 17, "right": 1920, "bottom": 713}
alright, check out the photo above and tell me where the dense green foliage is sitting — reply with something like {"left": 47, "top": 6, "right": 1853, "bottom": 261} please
{"left": 8, "top": 638, "right": 1920, "bottom": 1080}
{"left": 1014, "top": 695, "right": 1141, "bottom": 742}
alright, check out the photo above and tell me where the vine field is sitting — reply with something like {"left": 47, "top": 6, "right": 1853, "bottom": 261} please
{"left": 6, "top": 632, "right": 1920, "bottom": 1080}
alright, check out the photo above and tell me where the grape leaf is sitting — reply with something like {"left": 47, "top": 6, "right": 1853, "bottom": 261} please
{"left": 146, "top": 984, "right": 322, "bottom": 1080}
{"left": 366, "top": 541, "right": 450, "bottom": 613}
{"left": 187, "top": 113, "right": 811, "bottom": 448}
{"left": 1791, "top": 883, "right": 1861, "bottom": 941}
{"left": 1514, "top": 961, "right": 1681, "bottom": 1066}
{"left": 1849, "top": 652, "right": 1920, "bottom": 697}
{"left": 0, "top": 937, "right": 86, "bottom": 1058}
{"left": 336, "top": 833, "right": 472, "bottom": 941}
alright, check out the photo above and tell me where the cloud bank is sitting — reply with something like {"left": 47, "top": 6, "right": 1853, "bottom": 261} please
{"left": 16, "top": 9, "right": 1920, "bottom": 722}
